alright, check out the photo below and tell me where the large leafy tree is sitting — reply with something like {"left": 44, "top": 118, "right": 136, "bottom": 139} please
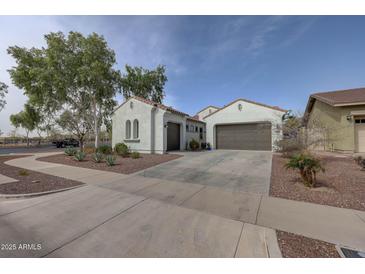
{"left": 7, "top": 31, "right": 121, "bottom": 148}
{"left": 0, "top": 81, "right": 8, "bottom": 112}
{"left": 9, "top": 104, "right": 40, "bottom": 146}
{"left": 0, "top": 82, "right": 8, "bottom": 136}
{"left": 121, "top": 64, "right": 167, "bottom": 104}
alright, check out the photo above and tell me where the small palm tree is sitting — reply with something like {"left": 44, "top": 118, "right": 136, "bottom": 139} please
{"left": 285, "top": 152, "right": 325, "bottom": 187}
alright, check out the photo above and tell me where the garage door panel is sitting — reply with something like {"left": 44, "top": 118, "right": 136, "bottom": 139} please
{"left": 167, "top": 122, "right": 180, "bottom": 151}
{"left": 216, "top": 123, "right": 272, "bottom": 151}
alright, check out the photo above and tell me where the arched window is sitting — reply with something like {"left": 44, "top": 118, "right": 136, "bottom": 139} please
{"left": 125, "top": 120, "right": 131, "bottom": 139}
{"left": 133, "top": 119, "right": 139, "bottom": 139}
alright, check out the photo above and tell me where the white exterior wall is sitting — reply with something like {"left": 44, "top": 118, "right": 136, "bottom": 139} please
{"left": 152, "top": 108, "right": 165, "bottom": 153}
{"left": 197, "top": 106, "right": 219, "bottom": 120}
{"left": 203, "top": 100, "right": 284, "bottom": 151}
{"left": 112, "top": 98, "right": 166, "bottom": 154}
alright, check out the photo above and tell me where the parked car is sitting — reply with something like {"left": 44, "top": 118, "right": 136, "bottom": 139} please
{"left": 53, "top": 138, "right": 80, "bottom": 148}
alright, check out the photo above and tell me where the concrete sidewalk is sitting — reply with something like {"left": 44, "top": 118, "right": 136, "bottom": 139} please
{"left": 5, "top": 153, "right": 128, "bottom": 185}
{"left": 2, "top": 153, "right": 365, "bottom": 256}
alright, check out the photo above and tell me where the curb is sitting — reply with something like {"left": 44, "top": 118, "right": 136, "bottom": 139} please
{"left": 0, "top": 184, "right": 85, "bottom": 199}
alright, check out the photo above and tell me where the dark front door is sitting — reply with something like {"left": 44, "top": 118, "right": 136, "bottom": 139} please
{"left": 216, "top": 122, "right": 272, "bottom": 151}
{"left": 167, "top": 122, "right": 180, "bottom": 151}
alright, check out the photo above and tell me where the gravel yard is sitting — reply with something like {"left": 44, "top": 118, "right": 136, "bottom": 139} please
{"left": 277, "top": 230, "right": 340, "bottom": 258}
{"left": 270, "top": 153, "right": 365, "bottom": 211}
{"left": 0, "top": 155, "right": 83, "bottom": 194}
{"left": 38, "top": 153, "right": 182, "bottom": 174}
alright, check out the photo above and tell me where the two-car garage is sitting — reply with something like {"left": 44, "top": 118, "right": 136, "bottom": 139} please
{"left": 215, "top": 123, "right": 272, "bottom": 151}
{"left": 203, "top": 98, "right": 286, "bottom": 152}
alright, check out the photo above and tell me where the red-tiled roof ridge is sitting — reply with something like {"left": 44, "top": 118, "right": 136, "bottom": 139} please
{"left": 131, "top": 96, "right": 189, "bottom": 116}
{"left": 186, "top": 116, "right": 205, "bottom": 123}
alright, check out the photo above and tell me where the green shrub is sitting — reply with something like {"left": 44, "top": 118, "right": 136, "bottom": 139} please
{"left": 92, "top": 152, "right": 104, "bottom": 163}
{"left": 96, "top": 144, "right": 112, "bottom": 155}
{"left": 114, "top": 142, "right": 130, "bottom": 157}
{"left": 64, "top": 147, "right": 77, "bottom": 156}
{"left": 131, "top": 151, "right": 141, "bottom": 159}
{"left": 74, "top": 151, "right": 86, "bottom": 161}
{"left": 18, "top": 169, "right": 29, "bottom": 176}
{"left": 189, "top": 139, "right": 200, "bottom": 151}
{"left": 285, "top": 152, "right": 325, "bottom": 188}
{"left": 106, "top": 155, "right": 117, "bottom": 166}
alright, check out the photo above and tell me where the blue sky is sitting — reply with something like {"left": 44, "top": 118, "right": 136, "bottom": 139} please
{"left": 1, "top": 16, "right": 365, "bottom": 135}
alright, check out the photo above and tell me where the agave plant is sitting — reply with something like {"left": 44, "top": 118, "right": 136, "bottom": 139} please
{"left": 92, "top": 152, "right": 104, "bottom": 163}
{"left": 64, "top": 147, "right": 77, "bottom": 156}
{"left": 74, "top": 151, "right": 86, "bottom": 161}
{"left": 285, "top": 152, "right": 325, "bottom": 187}
{"left": 105, "top": 155, "right": 117, "bottom": 166}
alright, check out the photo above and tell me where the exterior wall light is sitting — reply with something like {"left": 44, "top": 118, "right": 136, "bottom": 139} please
{"left": 346, "top": 114, "right": 352, "bottom": 122}
{"left": 130, "top": 101, "right": 134, "bottom": 109}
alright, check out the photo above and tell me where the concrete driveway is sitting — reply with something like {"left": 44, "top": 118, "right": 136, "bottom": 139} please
{"left": 139, "top": 150, "right": 273, "bottom": 194}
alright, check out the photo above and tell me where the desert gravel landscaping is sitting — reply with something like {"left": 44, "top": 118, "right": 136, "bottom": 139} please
{"left": 277, "top": 230, "right": 340, "bottom": 258}
{"left": 38, "top": 153, "right": 182, "bottom": 174}
{"left": 0, "top": 155, "right": 83, "bottom": 194}
{"left": 270, "top": 153, "right": 365, "bottom": 211}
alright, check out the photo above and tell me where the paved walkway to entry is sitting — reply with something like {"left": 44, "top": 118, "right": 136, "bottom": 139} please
{"left": 0, "top": 153, "right": 364, "bottom": 257}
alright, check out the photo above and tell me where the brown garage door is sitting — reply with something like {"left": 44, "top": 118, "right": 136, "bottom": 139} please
{"left": 216, "top": 123, "right": 272, "bottom": 151}
{"left": 167, "top": 122, "right": 180, "bottom": 151}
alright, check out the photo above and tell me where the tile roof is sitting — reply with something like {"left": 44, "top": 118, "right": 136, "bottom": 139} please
{"left": 186, "top": 116, "right": 205, "bottom": 124}
{"left": 310, "top": 87, "right": 365, "bottom": 106}
{"left": 113, "top": 96, "right": 189, "bottom": 116}
{"left": 131, "top": 96, "right": 189, "bottom": 116}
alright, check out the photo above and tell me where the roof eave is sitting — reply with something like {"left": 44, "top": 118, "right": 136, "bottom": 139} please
{"left": 333, "top": 102, "right": 365, "bottom": 107}
{"left": 202, "top": 98, "right": 287, "bottom": 120}
{"left": 196, "top": 105, "right": 220, "bottom": 115}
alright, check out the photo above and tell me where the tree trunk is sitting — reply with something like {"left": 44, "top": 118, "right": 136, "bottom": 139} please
{"left": 92, "top": 101, "right": 99, "bottom": 149}
{"left": 26, "top": 131, "right": 29, "bottom": 147}
{"left": 37, "top": 131, "right": 41, "bottom": 145}
{"left": 94, "top": 119, "right": 99, "bottom": 149}
{"left": 80, "top": 139, "right": 84, "bottom": 152}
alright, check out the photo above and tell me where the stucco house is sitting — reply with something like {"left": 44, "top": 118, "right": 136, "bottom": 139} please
{"left": 304, "top": 88, "right": 365, "bottom": 153}
{"left": 112, "top": 96, "right": 287, "bottom": 154}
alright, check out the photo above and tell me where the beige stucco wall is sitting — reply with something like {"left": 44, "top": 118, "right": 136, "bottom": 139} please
{"left": 307, "top": 100, "right": 365, "bottom": 152}
{"left": 203, "top": 99, "right": 285, "bottom": 151}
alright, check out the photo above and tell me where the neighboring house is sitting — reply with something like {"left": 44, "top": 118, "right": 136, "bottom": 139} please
{"left": 304, "top": 88, "right": 365, "bottom": 153}
{"left": 112, "top": 96, "right": 286, "bottom": 154}
{"left": 196, "top": 105, "right": 220, "bottom": 120}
